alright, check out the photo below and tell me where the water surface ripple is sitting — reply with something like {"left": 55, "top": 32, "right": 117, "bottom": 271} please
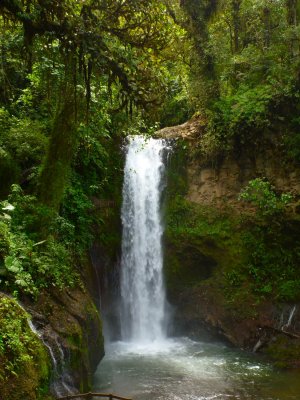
{"left": 93, "top": 338, "right": 300, "bottom": 400}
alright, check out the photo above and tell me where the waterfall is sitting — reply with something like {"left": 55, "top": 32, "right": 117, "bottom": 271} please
{"left": 28, "top": 315, "right": 77, "bottom": 397}
{"left": 287, "top": 305, "right": 297, "bottom": 328}
{"left": 120, "top": 136, "right": 168, "bottom": 343}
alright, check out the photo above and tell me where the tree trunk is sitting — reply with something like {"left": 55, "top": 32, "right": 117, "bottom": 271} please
{"left": 232, "top": 0, "right": 241, "bottom": 53}
{"left": 286, "top": 0, "right": 298, "bottom": 25}
{"left": 179, "top": 0, "right": 219, "bottom": 107}
{"left": 286, "top": 0, "right": 299, "bottom": 57}
{"left": 38, "top": 84, "right": 77, "bottom": 212}
{"left": 263, "top": 7, "right": 271, "bottom": 48}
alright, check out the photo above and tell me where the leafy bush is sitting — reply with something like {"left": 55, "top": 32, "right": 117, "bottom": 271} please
{"left": 7, "top": 118, "right": 48, "bottom": 168}
{"left": 239, "top": 178, "right": 292, "bottom": 218}
{"left": 224, "top": 180, "right": 300, "bottom": 301}
{"left": 217, "top": 85, "right": 274, "bottom": 130}
{"left": 60, "top": 175, "right": 94, "bottom": 253}
{"left": 0, "top": 186, "right": 78, "bottom": 297}
{"left": 278, "top": 280, "right": 300, "bottom": 302}
{"left": 0, "top": 109, "right": 48, "bottom": 195}
{"left": 235, "top": 212, "right": 300, "bottom": 301}
{"left": 0, "top": 146, "right": 19, "bottom": 197}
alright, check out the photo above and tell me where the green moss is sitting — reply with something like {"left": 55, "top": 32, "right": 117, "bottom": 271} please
{"left": 0, "top": 294, "right": 52, "bottom": 399}
{"left": 265, "top": 336, "right": 300, "bottom": 368}
{"left": 28, "top": 286, "right": 104, "bottom": 394}
{"left": 0, "top": 148, "right": 19, "bottom": 199}
{"left": 39, "top": 93, "right": 76, "bottom": 212}
{"left": 164, "top": 192, "right": 245, "bottom": 288}
{"left": 96, "top": 205, "right": 122, "bottom": 259}
{"left": 164, "top": 147, "right": 262, "bottom": 322}
{"left": 165, "top": 183, "right": 300, "bottom": 306}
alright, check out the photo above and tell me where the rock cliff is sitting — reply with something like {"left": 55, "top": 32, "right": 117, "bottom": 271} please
{"left": 159, "top": 117, "right": 300, "bottom": 368}
{"left": 0, "top": 257, "right": 104, "bottom": 399}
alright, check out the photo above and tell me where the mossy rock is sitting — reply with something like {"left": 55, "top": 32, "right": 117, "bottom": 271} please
{"left": 164, "top": 236, "right": 218, "bottom": 291}
{"left": 265, "top": 335, "right": 300, "bottom": 368}
{"left": 0, "top": 294, "right": 52, "bottom": 400}
{"left": 33, "top": 287, "right": 104, "bottom": 391}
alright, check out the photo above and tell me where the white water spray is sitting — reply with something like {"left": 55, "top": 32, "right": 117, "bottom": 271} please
{"left": 287, "top": 305, "right": 297, "bottom": 328}
{"left": 120, "top": 136, "right": 168, "bottom": 344}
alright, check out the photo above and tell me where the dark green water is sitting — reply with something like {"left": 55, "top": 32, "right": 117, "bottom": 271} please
{"left": 93, "top": 338, "right": 300, "bottom": 400}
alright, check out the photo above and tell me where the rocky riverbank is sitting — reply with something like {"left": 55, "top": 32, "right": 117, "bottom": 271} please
{"left": 0, "top": 267, "right": 104, "bottom": 399}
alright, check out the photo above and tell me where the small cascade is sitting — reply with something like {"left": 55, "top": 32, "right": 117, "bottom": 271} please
{"left": 48, "top": 338, "right": 76, "bottom": 398}
{"left": 28, "top": 317, "right": 78, "bottom": 398}
{"left": 120, "top": 136, "right": 169, "bottom": 344}
{"left": 5, "top": 294, "right": 76, "bottom": 396}
{"left": 253, "top": 339, "right": 264, "bottom": 353}
{"left": 286, "top": 305, "right": 297, "bottom": 328}
{"left": 253, "top": 305, "right": 299, "bottom": 353}
{"left": 278, "top": 304, "right": 298, "bottom": 331}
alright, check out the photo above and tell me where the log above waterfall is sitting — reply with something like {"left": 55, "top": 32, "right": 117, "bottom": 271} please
{"left": 155, "top": 115, "right": 207, "bottom": 140}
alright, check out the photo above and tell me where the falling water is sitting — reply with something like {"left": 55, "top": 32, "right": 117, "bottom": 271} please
{"left": 94, "top": 137, "right": 300, "bottom": 400}
{"left": 28, "top": 319, "right": 77, "bottom": 397}
{"left": 287, "top": 305, "right": 297, "bottom": 328}
{"left": 120, "top": 136, "right": 168, "bottom": 343}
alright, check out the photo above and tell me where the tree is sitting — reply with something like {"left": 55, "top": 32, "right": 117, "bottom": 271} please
{"left": 286, "top": 0, "right": 298, "bottom": 25}
{"left": 0, "top": 0, "right": 176, "bottom": 211}
{"left": 179, "top": 0, "right": 219, "bottom": 109}
{"left": 232, "top": 0, "right": 242, "bottom": 53}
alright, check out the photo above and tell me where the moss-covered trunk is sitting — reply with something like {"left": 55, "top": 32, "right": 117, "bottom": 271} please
{"left": 38, "top": 85, "right": 77, "bottom": 212}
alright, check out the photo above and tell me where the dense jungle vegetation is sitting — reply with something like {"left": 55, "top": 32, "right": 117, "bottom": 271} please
{"left": 1, "top": 0, "right": 300, "bottom": 394}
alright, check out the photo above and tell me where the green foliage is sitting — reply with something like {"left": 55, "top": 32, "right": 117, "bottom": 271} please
{"left": 278, "top": 280, "right": 300, "bottom": 302}
{"left": 0, "top": 186, "right": 78, "bottom": 297}
{"left": 214, "top": 85, "right": 273, "bottom": 129}
{"left": 0, "top": 0, "right": 185, "bottom": 211}
{"left": 0, "top": 107, "right": 49, "bottom": 197}
{"left": 166, "top": 195, "right": 236, "bottom": 241}
{"left": 178, "top": 0, "right": 300, "bottom": 154}
{"left": 0, "top": 221, "right": 9, "bottom": 256}
{"left": 3, "top": 233, "right": 77, "bottom": 296}
{"left": 0, "top": 297, "right": 34, "bottom": 375}
{"left": 7, "top": 119, "right": 48, "bottom": 168}
{"left": 59, "top": 175, "right": 94, "bottom": 253}
{"left": 240, "top": 225, "right": 300, "bottom": 301}
{"left": 165, "top": 179, "right": 300, "bottom": 304}
{"left": 283, "top": 114, "right": 300, "bottom": 162}
{"left": 239, "top": 178, "right": 293, "bottom": 217}
{"left": 0, "top": 295, "right": 51, "bottom": 399}
{"left": 0, "top": 0, "right": 180, "bottom": 119}
{"left": 224, "top": 179, "right": 300, "bottom": 301}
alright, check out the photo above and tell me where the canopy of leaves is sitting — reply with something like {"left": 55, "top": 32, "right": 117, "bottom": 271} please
{"left": 178, "top": 0, "right": 300, "bottom": 158}
{"left": 0, "top": 0, "right": 188, "bottom": 298}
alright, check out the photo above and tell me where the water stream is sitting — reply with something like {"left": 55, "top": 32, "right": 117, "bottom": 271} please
{"left": 120, "top": 136, "right": 168, "bottom": 343}
{"left": 94, "top": 136, "right": 300, "bottom": 400}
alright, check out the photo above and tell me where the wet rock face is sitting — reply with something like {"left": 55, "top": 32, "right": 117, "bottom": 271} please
{"left": 162, "top": 118, "right": 300, "bottom": 367}
{"left": 186, "top": 155, "right": 300, "bottom": 208}
{"left": 28, "top": 287, "right": 104, "bottom": 396}
{"left": 0, "top": 293, "right": 51, "bottom": 400}
{"left": 0, "top": 286, "right": 104, "bottom": 399}
{"left": 164, "top": 240, "right": 217, "bottom": 291}
{"left": 164, "top": 219, "right": 300, "bottom": 368}
{"left": 0, "top": 246, "right": 106, "bottom": 398}
{"left": 168, "top": 282, "right": 300, "bottom": 365}
{"left": 158, "top": 116, "right": 300, "bottom": 209}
